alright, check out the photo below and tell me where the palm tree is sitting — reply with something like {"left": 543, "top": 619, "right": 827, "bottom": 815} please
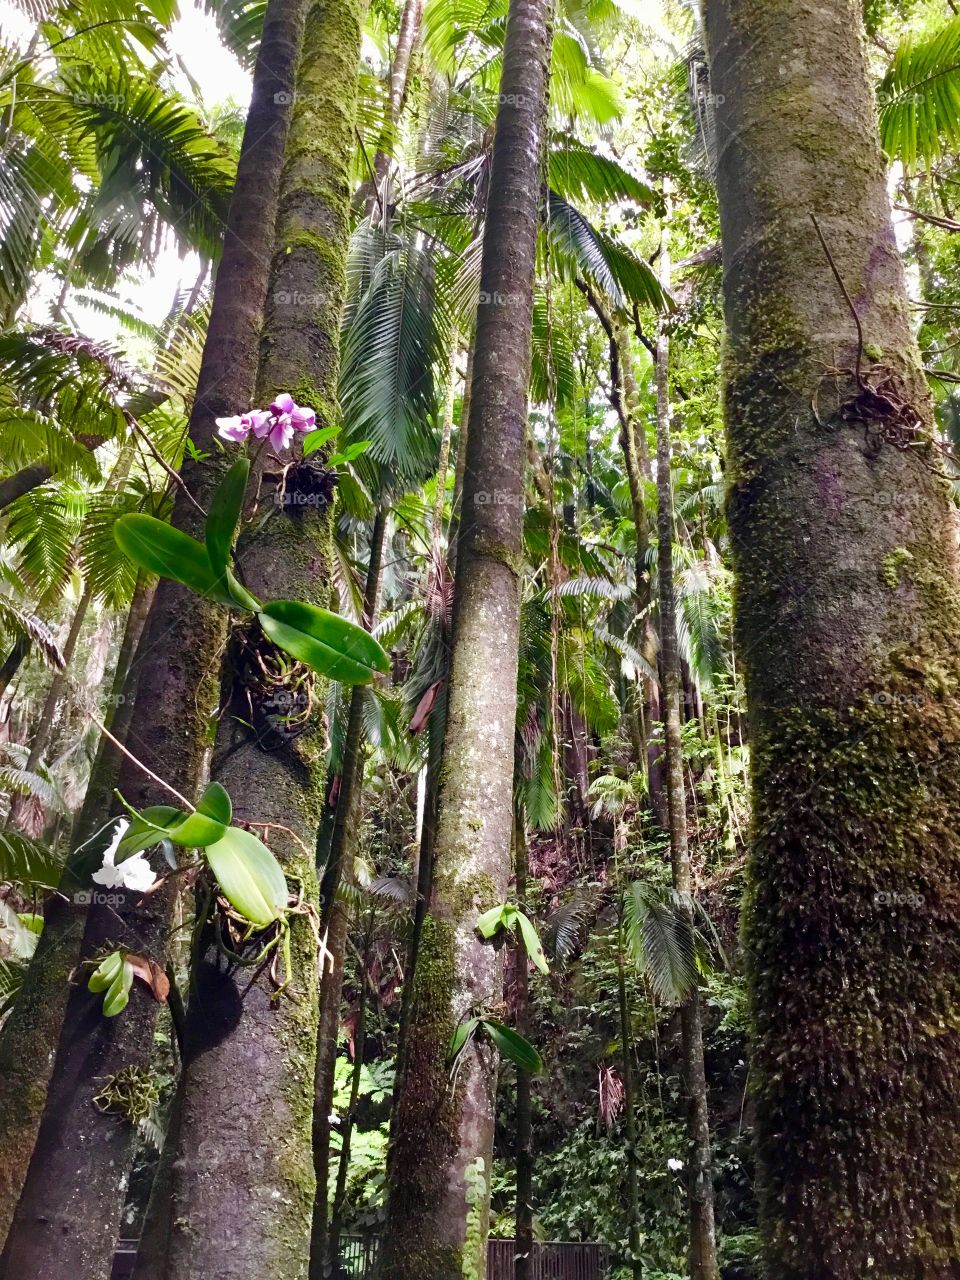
{"left": 0, "top": 0, "right": 305, "bottom": 1261}
{"left": 377, "top": 0, "right": 551, "bottom": 1271}
{"left": 705, "top": 0, "right": 960, "bottom": 1271}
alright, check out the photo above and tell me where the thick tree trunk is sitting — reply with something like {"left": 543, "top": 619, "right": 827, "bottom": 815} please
{"left": 311, "top": 509, "right": 388, "bottom": 1275}
{"left": 377, "top": 0, "right": 549, "bottom": 1271}
{"left": 0, "top": 0, "right": 302, "bottom": 1268}
{"left": 653, "top": 241, "right": 719, "bottom": 1280}
{"left": 705, "top": 1, "right": 960, "bottom": 1273}
{"left": 148, "top": 4, "right": 363, "bottom": 1277}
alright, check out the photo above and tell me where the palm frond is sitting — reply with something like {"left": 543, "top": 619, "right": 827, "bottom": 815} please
{"left": 622, "top": 880, "right": 697, "bottom": 1004}
{"left": 0, "top": 599, "right": 65, "bottom": 669}
{"left": 0, "top": 829, "right": 64, "bottom": 890}
{"left": 879, "top": 17, "right": 960, "bottom": 171}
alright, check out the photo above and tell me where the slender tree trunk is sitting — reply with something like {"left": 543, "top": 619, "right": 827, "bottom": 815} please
{"left": 377, "top": 0, "right": 550, "bottom": 1270}
{"left": 311, "top": 509, "right": 388, "bottom": 1275}
{"left": 149, "top": 4, "right": 363, "bottom": 1277}
{"left": 704, "top": 1, "right": 960, "bottom": 1272}
{"left": 616, "top": 934, "right": 641, "bottom": 1280}
{"left": 6, "top": 588, "right": 92, "bottom": 832}
{"left": 0, "top": 0, "right": 302, "bottom": 1266}
{"left": 513, "top": 818, "right": 533, "bottom": 1280}
{"left": 365, "top": 0, "right": 424, "bottom": 213}
{"left": 0, "top": 637, "right": 29, "bottom": 700}
{"left": 70, "top": 571, "right": 157, "bottom": 846}
{"left": 653, "top": 235, "right": 719, "bottom": 1280}
{"left": 326, "top": 921, "right": 372, "bottom": 1276}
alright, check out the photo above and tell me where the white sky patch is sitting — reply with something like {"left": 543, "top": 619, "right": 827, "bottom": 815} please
{"left": 9, "top": 0, "right": 251, "bottom": 342}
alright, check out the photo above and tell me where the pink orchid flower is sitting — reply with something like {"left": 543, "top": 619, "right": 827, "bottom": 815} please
{"left": 217, "top": 398, "right": 316, "bottom": 452}
{"left": 215, "top": 415, "right": 250, "bottom": 443}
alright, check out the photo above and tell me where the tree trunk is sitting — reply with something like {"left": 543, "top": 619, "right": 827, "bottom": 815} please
{"left": 70, "top": 571, "right": 157, "bottom": 847}
{"left": 0, "top": 636, "right": 29, "bottom": 701}
{"left": 0, "top": 0, "right": 302, "bottom": 1266}
{"left": 311, "top": 508, "right": 388, "bottom": 1275}
{"left": 148, "top": 3, "right": 363, "bottom": 1277}
{"left": 326, "top": 920, "right": 372, "bottom": 1276}
{"left": 704, "top": 0, "right": 960, "bottom": 1272}
{"left": 6, "top": 588, "right": 92, "bottom": 833}
{"left": 653, "top": 237, "right": 719, "bottom": 1280}
{"left": 513, "top": 818, "right": 533, "bottom": 1280}
{"left": 616, "top": 938, "right": 641, "bottom": 1280}
{"left": 377, "top": 0, "right": 550, "bottom": 1270}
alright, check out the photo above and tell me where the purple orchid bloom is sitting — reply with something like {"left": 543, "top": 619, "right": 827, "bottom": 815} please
{"left": 216, "top": 415, "right": 250, "bottom": 443}
{"left": 290, "top": 403, "right": 316, "bottom": 432}
{"left": 270, "top": 392, "right": 295, "bottom": 416}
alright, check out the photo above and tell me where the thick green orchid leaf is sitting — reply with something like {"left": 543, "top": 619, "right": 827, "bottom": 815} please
{"left": 114, "top": 514, "right": 234, "bottom": 606}
{"left": 259, "top": 599, "right": 391, "bottom": 685}
{"left": 481, "top": 1018, "right": 543, "bottom": 1074}
{"left": 205, "top": 458, "right": 249, "bottom": 577}
{"left": 202, "top": 826, "right": 288, "bottom": 928}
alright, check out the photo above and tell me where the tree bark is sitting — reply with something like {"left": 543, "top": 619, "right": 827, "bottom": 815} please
{"left": 377, "top": 0, "right": 550, "bottom": 1270}
{"left": 616, "top": 939, "right": 641, "bottom": 1280}
{"left": 70, "top": 571, "right": 157, "bottom": 847}
{"left": 311, "top": 508, "right": 388, "bottom": 1275}
{"left": 147, "top": 2, "right": 364, "bottom": 1276}
{"left": 326, "top": 919, "right": 372, "bottom": 1276}
{"left": 653, "top": 237, "right": 719, "bottom": 1280}
{"left": 704, "top": 0, "right": 960, "bottom": 1272}
{"left": 513, "top": 817, "right": 533, "bottom": 1280}
{"left": 0, "top": 0, "right": 302, "bottom": 1267}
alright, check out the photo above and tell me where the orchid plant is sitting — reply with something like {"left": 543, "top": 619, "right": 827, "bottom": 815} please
{"left": 86, "top": 400, "right": 388, "bottom": 1016}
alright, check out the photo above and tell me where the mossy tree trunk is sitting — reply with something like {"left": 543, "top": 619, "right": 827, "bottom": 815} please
{"left": 149, "top": 3, "right": 363, "bottom": 1277}
{"left": 705, "top": 0, "right": 960, "bottom": 1273}
{"left": 376, "top": 0, "right": 550, "bottom": 1270}
{"left": 0, "top": 3, "right": 304, "bottom": 1268}
{"left": 653, "top": 238, "right": 719, "bottom": 1280}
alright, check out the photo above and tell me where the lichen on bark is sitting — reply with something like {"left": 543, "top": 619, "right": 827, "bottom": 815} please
{"left": 705, "top": 0, "right": 960, "bottom": 1273}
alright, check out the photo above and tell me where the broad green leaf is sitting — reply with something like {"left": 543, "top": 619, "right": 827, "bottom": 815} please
{"left": 449, "top": 1017, "right": 480, "bottom": 1060}
{"left": 116, "top": 806, "right": 183, "bottom": 860}
{"left": 89, "top": 950, "right": 123, "bottom": 993}
{"left": 226, "top": 570, "right": 260, "bottom": 612}
{"left": 301, "top": 425, "right": 340, "bottom": 457}
{"left": 259, "top": 600, "right": 391, "bottom": 685}
{"left": 328, "top": 441, "right": 372, "bottom": 467}
{"left": 476, "top": 903, "right": 515, "bottom": 939}
{"left": 165, "top": 811, "right": 228, "bottom": 849}
{"left": 515, "top": 910, "right": 550, "bottom": 976}
{"left": 205, "top": 458, "right": 250, "bottom": 576}
{"left": 103, "top": 960, "right": 134, "bottom": 1017}
{"left": 114, "top": 514, "right": 233, "bottom": 606}
{"left": 196, "top": 781, "right": 232, "bottom": 827}
{"left": 203, "top": 826, "right": 288, "bottom": 928}
{"left": 481, "top": 1017, "right": 543, "bottom": 1074}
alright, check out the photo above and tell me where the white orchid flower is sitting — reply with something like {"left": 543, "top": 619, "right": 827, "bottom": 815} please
{"left": 91, "top": 820, "right": 157, "bottom": 893}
